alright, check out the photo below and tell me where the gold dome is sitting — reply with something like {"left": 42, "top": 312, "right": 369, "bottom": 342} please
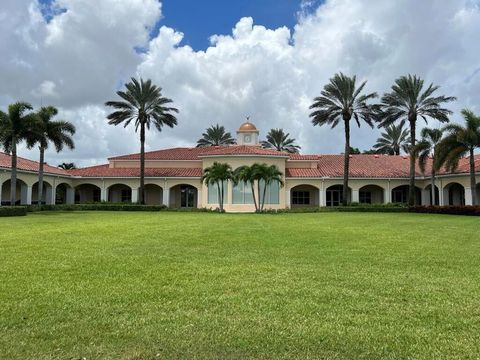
{"left": 238, "top": 121, "right": 258, "bottom": 132}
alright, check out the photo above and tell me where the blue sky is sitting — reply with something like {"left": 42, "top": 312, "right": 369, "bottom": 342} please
{"left": 39, "top": 0, "right": 322, "bottom": 50}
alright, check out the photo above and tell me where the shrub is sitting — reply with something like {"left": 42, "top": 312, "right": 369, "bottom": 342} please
{"left": 0, "top": 206, "right": 27, "bottom": 217}
{"left": 410, "top": 205, "right": 480, "bottom": 216}
{"left": 261, "top": 204, "right": 408, "bottom": 214}
{"left": 27, "top": 203, "right": 220, "bottom": 213}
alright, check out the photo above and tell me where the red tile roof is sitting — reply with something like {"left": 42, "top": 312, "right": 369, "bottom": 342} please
{"left": 199, "top": 145, "right": 289, "bottom": 157}
{"left": 288, "top": 154, "right": 321, "bottom": 160}
{"left": 109, "top": 145, "right": 290, "bottom": 160}
{"left": 0, "top": 152, "right": 69, "bottom": 176}
{"left": 68, "top": 164, "right": 202, "bottom": 178}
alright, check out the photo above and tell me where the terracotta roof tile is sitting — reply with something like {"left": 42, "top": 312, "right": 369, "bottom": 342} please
{"left": 199, "top": 145, "right": 289, "bottom": 157}
{"left": 0, "top": 152, "right": 69, "bottom": 176}
{"left": 69, "top": 164, "right": 202, "bottom": 178}
{"left": 109, "top": 147, "right": 208, "bottom": 161}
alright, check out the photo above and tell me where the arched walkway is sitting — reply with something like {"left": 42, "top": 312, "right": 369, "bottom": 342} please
{"left": 290, "top": 185, "right": 319, "bottom": 208}
{"left": 75, "top": 184, "right": 101, "bottom": 204}
{"left": 326, "top": 185, "right": 351, "bottom": 206}
{"left": 169, "top": 184, "right": 198, "bottom": 208}
{"left": 55, "top": 183, "right": 75, "bottom": 204}
{"left": 443, "top": 183, "right": 465, "bottom": 206}
{"left": 424, "top": 184, "right": 440, "bottom": 206}
{"left": 1, "top": 178, "right": 29, "bottom": 205}
{"left": 358, "top": 185, "right": 384, "bottom": 204}
{"left": 108, "top": 184, "right": 132, "bottom": 203}
{"left": 144, "top": 184, "right": 163, "bottom": 205}
{"left": 32, "top": 181, "right": 53, "bottom": 205}
{"left": 391, "top": 185, "right": 421, "bottom": 204}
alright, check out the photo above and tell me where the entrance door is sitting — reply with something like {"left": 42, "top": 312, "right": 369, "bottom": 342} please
{"left": 326, "top": 189, "right": 343, "bottom": 206}
{"left": 180, "top": 186, "right": 196, "bottom": 208}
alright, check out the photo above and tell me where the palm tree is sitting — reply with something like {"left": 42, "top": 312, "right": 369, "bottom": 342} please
{"left": 58, "top": 162, "right": 76, "bottom": 170}
{"left": 0, "top": 102, "right": 35, "bottom": 205}
{"left": 27, "top": 106, "right": 75, "bottom": 205}
{"left": 234, "top": 164, "right": 260, "bottom": 211}
{"left": 202, "top": 162, "right": 233, "bottom": 212}
{"left": 435, "top": 109, "right": 480, "bottom": 206}
{"left": 105, "top": 78, "right": 178, "bottom": 204}
{"left": 309, "top": 73, "right": 379, "bottom": 206}
{"left": 379, "top": 75, "right": 456, "bottom": 205}
{"left": 196, "top": 124, "right": 235, "bottom": 147}
{"left": 260, "top": 128, "right": 300, "bottom": 153}
{"left": 255, "top": 163, "right": 284, "bottom": 211}
{"left": 373, "top": 121, "right": 410, "bottom": 155}
{"left": 414, "top": 127, "right": 444, "bottom": 205}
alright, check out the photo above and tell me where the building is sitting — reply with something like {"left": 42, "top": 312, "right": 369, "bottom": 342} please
{"left": 1, "top": 121, "right": 479, "bottom": 210}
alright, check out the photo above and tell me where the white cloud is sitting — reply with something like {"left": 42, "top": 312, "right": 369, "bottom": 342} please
{"left": 2, "top": 0, "right": 480, "bottom": 166}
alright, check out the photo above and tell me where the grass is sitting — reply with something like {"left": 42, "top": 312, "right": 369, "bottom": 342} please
{"left": 0, "top": 211, "right": 479, "bottom": 359}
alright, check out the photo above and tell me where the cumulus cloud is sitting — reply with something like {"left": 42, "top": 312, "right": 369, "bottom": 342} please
{"left": 1, "top": 0, "right": 480, "bottom": 166}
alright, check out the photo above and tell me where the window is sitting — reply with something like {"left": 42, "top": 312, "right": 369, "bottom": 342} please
{"left": 292, "top": 191, "right": 310, "bottom": 205}
{"left": 257, "top": 180, "right": 280, "bottom": 205}
{"left": 326, "top": 188, "right": 343, "bottom": 206}
{"left": 121, "top": 189, "right": 131, "bottom": 202}
{"left": 232, "top": 181, "right": 254, "bottom": 204}
{"left": 359, "top": 191, "right": 372, "bottom": 204}
{"left": 208, "top": 181, "right": 228, "bottom": 204}
{"left": 392, "top": 189, "right": 406, "bottom": 203}
{"left": 181, "top": 185, "right": 196, "bottom": 208}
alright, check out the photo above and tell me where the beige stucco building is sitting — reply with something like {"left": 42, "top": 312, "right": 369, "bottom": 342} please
{"left": 1, "top": 121, "right": 479, "bottom": 211}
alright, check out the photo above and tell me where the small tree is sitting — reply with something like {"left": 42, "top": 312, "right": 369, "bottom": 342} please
{"left": 234, "top": 164, "right": 260, "bottom": 211}
{"left": 202, "top": 162, "right": 233, "bottom": 212}
{"left": 373, "top": 121, "right": 410, "bottom": 155}
{"left": 58, "top": 162, "right": 76, "bottom": 170}
{"left": 0, "top": 102, "right": 36, "bottom": 205}
{"left": 27, "top": 106, "right": 75, "bottom": 205}
{"left": 414, "top": 128, "right": 444, "bottom": 205}
{"left": 197, "top": 124, "right": 235, "bottom": 147}
{"left": 435, "top": 109, "right": 480, "bottom": 206}
{"left": 261, "top": 128, "right": 300, "bottom": 153}
{"left": 254, "top": 163, "right": 284, "bottom": 211}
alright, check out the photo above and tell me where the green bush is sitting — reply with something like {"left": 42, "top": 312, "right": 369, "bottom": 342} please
{"left": 410, "top": 205, "right": 480, "bottom": 216}
{"left": 262, "top": 203, "right": 408, "bottom": 214}
{"left": 0, "top": 206, "right": 27, "bottom": 217}
{"left": 27, "top": 203, "right": 220, "bottom": 213}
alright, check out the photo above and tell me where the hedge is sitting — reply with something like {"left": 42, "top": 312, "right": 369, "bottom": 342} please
{"left": 0, "top": 206, "right": 28, "bottom": 217}
{"left": 410, "top": 205, "right": 480, "bottom": 216}
{"left": 27, "top": 203, "right": 219, "bottom": 213}
{"left": 263, "top": 204, "right": 409, "bottom": 214}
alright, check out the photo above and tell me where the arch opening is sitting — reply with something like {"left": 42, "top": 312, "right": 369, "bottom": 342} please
{"left": 326, "top": 185, "right": 351, "bottom": 206}
{"left": 169, "top": 184, "right": 197, "bottom": 208}
{"left": 358, "top": 185, "right": 384, "bottom": 204}
{"left": 75, "top": 184, "right": 101, "bottom": 204}
{"left": 108, "top": 184, "right": 132, "bottom": 203}
{"left": 443, "top": 183, "right": 465, "bottom": 206}
{"left": 290, "top": 185, "right": 319, "bottom": 208}
{"left": 391, "top": 185, "right": 421, "bottom": 205}
{"left": 144, "top": 184, "right": 163, "bottom": 205}
{"left": 1, "top": 178, "right": 28, "bottom": 205}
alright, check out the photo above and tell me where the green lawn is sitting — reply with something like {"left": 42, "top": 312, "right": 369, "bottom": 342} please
{"left": 0, "top": 212, "right": 479, "bottom": 359}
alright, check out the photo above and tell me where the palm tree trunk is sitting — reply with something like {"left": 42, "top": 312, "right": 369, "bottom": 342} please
{"left": 342, "top": 119, "right": 350, "bottom": 206}
{"left": 139, "top": 122, "right": 145, "bottom": 204}
{"left": 38, "top": 146, "right": 45, "bottom": 206}
{"left": 217, "top": 182, "right": 222, "bottom": 212}
{"left": 257, "top": 181, "right": 262, "bottom": 211}
{"left": 251, "top": 182, "right": 258, "bottom": 211}
{"left": 469, "top": 147, "right": 477, "bottom": 206}
{"left": 408, "top": 118, "right": 416, "bottom": 206}
{"left": 261, "top": 181, "right": 268, "bottom": 211}
{"left": 430, "top": 169, "right": 436, "bottom": 206}
{"left": 10, "top": 139, "right": 17, "bottom": 205}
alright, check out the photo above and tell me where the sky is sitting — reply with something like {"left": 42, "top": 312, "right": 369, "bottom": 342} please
{"left": 1, "top": 0, "right": 480, "bottom": 167}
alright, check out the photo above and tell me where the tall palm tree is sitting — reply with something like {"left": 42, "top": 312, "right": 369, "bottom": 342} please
{"left": 0, "top": 102, "right": 35, "bottom": 205}
{"left": 379, "top": 75, "right": 456, "bottom": 206}
{"left": 373, "top": 121, "right": 410, "bottom": 155}
{"left": 260, "top": 128, "right": 301, "bottom": 153}
{"left": 310, "top": 73, "right": 379, "bottom": 206}
{"left": 27, "top": 106, "right": 75, "bottom": 205}
{"left": 58, "top": 162, "right": 76, "bottom": 170}
{"left": 105, "top": 78, "right": 178, "bottom": 204}
{"left": 254, "top": 163, "right": 284, "bottom": 211}
{"left": 414, "top": 127, "right": 444, "bottom": 205}
{"left": 202, "top": 162, "right": 233, "bottom": 212}
{"left": 196, "top": 124, "right": 235, "bottom": 147}
{"left": 435, "top": 109, "right": 480, "bottom": 206}
{"left": 234, "top": 164, "right": 261, "bottom": 211}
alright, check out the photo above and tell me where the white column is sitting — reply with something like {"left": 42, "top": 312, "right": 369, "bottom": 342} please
{"left": 21, "top": 185, "right": 32, "bottom": 205}
{"left": 197, "top": 189, "right": 202, "bottom": 208}
{"left": 319, "top": 188, "right": 326, "bottom": 207}
{"left": 46, "top": 186, "right": 55, "bottom": 205}
{"left": 285, "top": 188, "right": 291, "bottom": 208}
{"left": 163, "top": 187, "right": 170, "bottom": 207}
{"left": 465, "top": 188, "right": 472, "bottom": 206}
{"left": 131, "top": 188, "right": 139, "bottom": 203}
{"left": 66, "top": 188, "right": 75, "bottom": 204}
{"left": 351, "top": 189, "right": 359, "bottom": 203}
{"left": 101, "top": 188, "right": 107, "bottom": 202}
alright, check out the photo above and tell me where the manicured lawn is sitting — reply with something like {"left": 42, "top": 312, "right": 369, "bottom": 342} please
{"left": 0, "top": 212, "right": 479, "bottom": 359}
